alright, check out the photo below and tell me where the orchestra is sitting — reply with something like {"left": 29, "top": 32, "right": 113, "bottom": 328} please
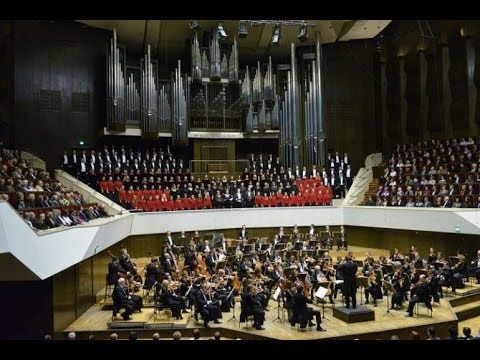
{"left": 106, "top": 227, "right": 480, "bottom": 336}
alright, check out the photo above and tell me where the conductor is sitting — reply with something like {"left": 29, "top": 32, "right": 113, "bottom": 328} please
{"left": 338, "top": 255, "right": 358, "bottom": 309}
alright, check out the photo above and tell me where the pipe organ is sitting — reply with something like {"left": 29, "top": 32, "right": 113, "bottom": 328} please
{"left": 105, "top": 26, "right": 326, "bottom": 166}
{"left": 171, "top": 60, "right": 189, "bottom": 145}
{"left": 126, "top": 70, "right": 140, "bottom": 125}
{"left": 140, "top": 45, "right": 159, "bottom": 138}
{"left": 302, "top": 32, "right": 326, "bottom": 167}
{"left": 106, "top": 29, "right": 126, "bottom": 131}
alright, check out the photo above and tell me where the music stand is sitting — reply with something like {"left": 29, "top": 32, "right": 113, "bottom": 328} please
{"left": 294, "top": 241, "right": 303, "bottom": 250}
{"left": 283, "top": 267, "right": 295, "bottom": 279}
{"left": 261, "top": 243, "right": 269, "bottom": 251}
{"left": 243, "top": 244, "right": 252, "bottom": 254}
{"left": 315, "top": 285, "right": 330, "bottom": 320}
{"left": 272, "top": 287, "right": 283, "bottom": 323}
{"left": 356, "top": 276, "right": 368, "bottom": 305}
{"left": 227, "top": 287, "right": 238, "bottom": 323}
{"left": 383, "top": 281, "right": 395, "bottom": 316}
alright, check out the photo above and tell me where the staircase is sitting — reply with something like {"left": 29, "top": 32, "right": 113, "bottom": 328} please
{"left": 450, "top": 290, "right": 480, "bottom": 321}
{"left": 360, "top": 178, "right": 380, "bottom": 205}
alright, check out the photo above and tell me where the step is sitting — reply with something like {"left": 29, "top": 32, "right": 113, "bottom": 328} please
{"left": 455, "top": 300, "right": 480, "bottom": 321}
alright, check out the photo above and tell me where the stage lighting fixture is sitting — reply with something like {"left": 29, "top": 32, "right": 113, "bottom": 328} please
{"left": 271, "top": 25, "right": 281, "bottom": 45}
{"left": 297, "top": 24, "right": 308, "bottom": 42}
{"left": 238, "top": 21, "right": 249, "bottom": 38}
{"left": 189, "top": 20, "right": 200, "bottom": 30}
{"left": 217, "top": 21, "right": 228, "bottom": 39}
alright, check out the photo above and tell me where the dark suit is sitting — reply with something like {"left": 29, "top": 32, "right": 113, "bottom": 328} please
{"left": 239, "top": 229, "right": 248, "bottom": 240}
{"left": 112, "top": 283, "right": 136, "bottom": 319}
{"left": 242, "top": 292, "right": 265, "bottom": 328}
{"left": 338, "top": 260, "right": 358, "bottom": 308}
{"left": 292, "top": 291, "right": 321, "bottom": 329}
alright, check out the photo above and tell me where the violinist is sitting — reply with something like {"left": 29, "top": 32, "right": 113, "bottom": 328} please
{"left": 391, "top": 273, "right": 408, "bottom": 310}
{"left": 405, "top": 274, "right": 432, "bottom": 317}
{"left": 194, "top": 283, "right": 222, "bottom": 328}
{"left": 159, "top": 280, "right": 186, "bottom": 320}
{"left": 243, "top": 285, "right": 266, "bottom": 330}
{"left": 365, "top": 267, "right": 382, "bottom": 306}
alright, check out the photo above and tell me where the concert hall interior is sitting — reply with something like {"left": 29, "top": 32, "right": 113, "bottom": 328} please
{"left": 3, "top": 19, "right": 480, "bottom": 341}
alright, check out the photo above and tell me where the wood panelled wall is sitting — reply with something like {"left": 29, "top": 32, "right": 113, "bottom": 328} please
{"left": 0, "top": 279, "right": 53, "bottom": 340}
{"left": 323, "top": 40, "right": 378, "bottom": 172}
{"left": 0, "top": 20, "right": 13, "bottom": 146}
{"left": 13, "top": 20, "right": 110, "bottom": 169}
{"left": 379, "top": 20, "right": 480, "bottom": 151}
{"left": 46, "top": 223, "right": 480, "bottom": 335}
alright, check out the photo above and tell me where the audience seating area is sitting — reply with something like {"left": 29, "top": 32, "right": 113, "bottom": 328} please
{"left": 363, "top": 137, "right": 480, "bottom": 208}
{"left": 0, "top": 146, "right": 109, "bottom": 231}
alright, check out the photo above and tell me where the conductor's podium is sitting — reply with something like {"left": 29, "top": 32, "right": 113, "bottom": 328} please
{"left": 332, "top": 305, "right": 375, "bottom": 323}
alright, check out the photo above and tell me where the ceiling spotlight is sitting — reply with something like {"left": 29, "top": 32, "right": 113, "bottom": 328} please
{"left": 217, "top": 21, "right": 227, "bottom": 39}
{"left": 189, "top": 20, "right": 200, "bottom": 30}
{"left": 238, "top": 21, "right": 249, "bottom": 38}
{"left": 272, "top": 25, "right": 281, "bottom": 46}
{"left": 297, "top": 24, "right": 308, "bottom": 42}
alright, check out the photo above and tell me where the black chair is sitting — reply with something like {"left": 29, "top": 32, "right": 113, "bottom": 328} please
{"left": 239, "top": 297, "right": 255, "bottom": 329}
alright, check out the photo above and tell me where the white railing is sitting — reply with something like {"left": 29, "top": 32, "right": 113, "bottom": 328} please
{"left": 342, "top": 167, "right": 372, "bottom": 206}
{"left": 21, "top": 151, "right": 46, "bottom": 171}
{"left": 364, "top": 152, "right": 383, "bottom": 170}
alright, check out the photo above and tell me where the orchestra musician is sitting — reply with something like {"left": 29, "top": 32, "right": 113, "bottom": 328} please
{"left": 194, "top": 283, "right": 222, "bottom": 328}
{"left": 159, "top": 279, "right": 187, "bottom": 320}
{"left": 144, "top": 257, "right": 164, "bottom": 290}
{"left": 239, "top": 225, "right": 248, "bottom": 240}
{"left": 242, "top": 284, "right": 266, "bottom": 330}
{"left": 107, "top": 256, "right": 126, "bottom": 286}
{"left": 405, "top": 274, "right": 432, "bottom": 317}
{"left": 337, "top": 225, "right": 348, "bottom": 251}
{"left": 292, "top": 284, "right": 326, "bottom": 332}
{"left": 365, "top": 267, "right": 382, "bottom": 306}
{"left": 119, "top": 248, "right": 142, "bottom": 285}
{"left": 112, "top": 278, "right": 137, "bottom": 320}
{"left": 164, "top": 231, "right": 177, "bottom": 254}
{"left": 391, "top": 273, "right": 408, "bottom": 310}
{"left": 470, "top": 250, "right": 480, "bottom": 284}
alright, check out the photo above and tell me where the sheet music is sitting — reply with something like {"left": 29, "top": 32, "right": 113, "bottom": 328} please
{"left": 315, "top": 286, "right": 328, "bottom": 299}
{"left": 272, "top": 287, "right": 281, "bottom": 301}
{"left": 334, "top": 280, "right": 344, "bottom": 284}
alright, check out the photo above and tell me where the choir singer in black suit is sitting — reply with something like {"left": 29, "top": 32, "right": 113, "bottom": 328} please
{"left": 338, "top": 255, "right": 358, "bottom": 309}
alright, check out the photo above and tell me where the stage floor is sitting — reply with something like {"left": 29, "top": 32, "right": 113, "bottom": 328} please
{"left": 65, "top": 246, "right": 472, "bottom": 340}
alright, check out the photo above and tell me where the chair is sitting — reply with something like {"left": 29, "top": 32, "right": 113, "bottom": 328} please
{"left": 104, "top": 273, "right": 114, "bottom": 301}
{"left": 415, "top": 297, "right": 433, "bottom": 318}
{"left": 153, "top": 289, "right": 172, "bottom": 321}
{"left": 239, "top": 298, "right": 255, "bottom": 329}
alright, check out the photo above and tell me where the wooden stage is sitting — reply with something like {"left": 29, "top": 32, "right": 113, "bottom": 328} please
{"left": 64, "top": 246, "right": 478, "bottom": 340}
